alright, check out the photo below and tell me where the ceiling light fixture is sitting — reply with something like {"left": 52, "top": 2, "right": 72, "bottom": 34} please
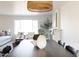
{"left": 27, "top": 1, "right": 53, "bottom": 12}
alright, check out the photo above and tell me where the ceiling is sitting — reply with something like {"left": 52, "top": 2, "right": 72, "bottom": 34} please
{"left": 0, "top": 1, "right": 67, "bottom": 16}
{"left": 53, "top": 1, "right": 68, "bottom": 10}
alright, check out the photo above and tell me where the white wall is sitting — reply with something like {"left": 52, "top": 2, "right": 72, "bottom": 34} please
{"left": 60, "top": 2, "right": 79, "bottom": 50}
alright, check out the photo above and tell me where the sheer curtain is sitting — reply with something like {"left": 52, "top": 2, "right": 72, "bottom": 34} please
{"left": 14, "top": 20, "right": 38, "bottom": 35}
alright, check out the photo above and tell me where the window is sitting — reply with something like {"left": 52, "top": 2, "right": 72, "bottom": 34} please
{"left": 14, "top": 20, "right": 38, "bottom": 35}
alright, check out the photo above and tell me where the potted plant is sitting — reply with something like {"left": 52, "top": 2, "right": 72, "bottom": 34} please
{"left": 38, "top": 17, "right": 52, "bottom": 40}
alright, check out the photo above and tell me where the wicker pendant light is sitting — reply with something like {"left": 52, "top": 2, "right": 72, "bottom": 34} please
{"left": 27, "top": 1, "right": 53, "bottom": 12}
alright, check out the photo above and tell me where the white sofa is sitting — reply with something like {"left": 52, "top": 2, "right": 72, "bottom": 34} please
{"left": 0, "top": 36, "right": 13, "bottom": 52}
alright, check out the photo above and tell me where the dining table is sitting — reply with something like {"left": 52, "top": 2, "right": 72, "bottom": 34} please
{"left": 9, "top": 39, "right": 75, "bottom": 57}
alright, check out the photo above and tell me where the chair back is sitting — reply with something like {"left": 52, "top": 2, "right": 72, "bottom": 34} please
{"left": 66, "top": 45, "right": 77, "bottom": 56}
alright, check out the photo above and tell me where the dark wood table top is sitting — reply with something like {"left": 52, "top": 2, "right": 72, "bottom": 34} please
{"left": 9, "top": 40, "right": 75, "bottom": 57}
